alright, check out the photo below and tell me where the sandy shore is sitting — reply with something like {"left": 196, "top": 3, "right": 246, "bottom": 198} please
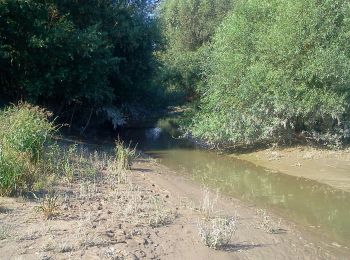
{"left": 234, "top": 146, "right": 350, "bottom": 192}
{"left": 0, "top": 153, "right": 348, "bottom": 259}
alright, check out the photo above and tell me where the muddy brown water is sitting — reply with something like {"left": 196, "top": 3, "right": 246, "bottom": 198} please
{"left": 120, "top": 128, "right": 350, "bottom": 248}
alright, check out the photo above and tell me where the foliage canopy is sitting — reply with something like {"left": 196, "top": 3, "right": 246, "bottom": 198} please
{"left": 188, "top": 0, "right": 350, "bottom": 146}
{"left": 0, "top": 0, "right": 159, "bottom": 115}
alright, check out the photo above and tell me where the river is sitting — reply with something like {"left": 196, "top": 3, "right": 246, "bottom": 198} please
{"left": 120, "top": 127, "right": 350, "bottom": 248}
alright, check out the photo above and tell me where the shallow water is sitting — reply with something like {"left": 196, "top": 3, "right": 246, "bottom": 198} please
{"left": 121, "top": 128, "right": 350, "bottom": 247}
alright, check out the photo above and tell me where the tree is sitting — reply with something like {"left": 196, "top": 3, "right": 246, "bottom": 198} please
{"left": 157, "top": 0, "right": 235, "bottom": 99}
{"left": 190, "top": 0, "right": 350, "bottom": 146}
{"left": 0, "top": 0, "right": 160, "bottom": 124}
{"left": 0, "top": 0, "right": 115, "bottom": 105}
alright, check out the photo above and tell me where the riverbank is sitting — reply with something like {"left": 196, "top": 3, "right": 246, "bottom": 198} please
{"left": 234, "top": 146, "right": 350, "bottom": 192}
{"left": 0, "top": 144, "right": 347, "bottom": 259}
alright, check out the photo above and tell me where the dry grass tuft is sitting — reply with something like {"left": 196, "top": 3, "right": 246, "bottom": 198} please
{"left": 0, "top": 225, "right": 11, "bottom": 240}
{"left": 37, "top": 192, "right": 60, "bottom": 219}
{"left": 114, "top": 138, "right": 138, "bottom": 172}
{"left": 197, "top": 216, "right": 237, "bottom": 249}
{"left": 256, "top": 209, "right": 282, "bottom": 234}
{"left": 149, "top": 198, "right": 176, "bottom": 228}
{"left": 200, "top": 187, "right": 219, "bottom": 219}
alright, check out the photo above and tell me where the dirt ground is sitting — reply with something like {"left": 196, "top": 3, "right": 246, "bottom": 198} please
{"left": 0, "top": 153, "right": 348, "bottom": 259}
{"left": 235, "top": 146, "right": 350, "bottom": 192}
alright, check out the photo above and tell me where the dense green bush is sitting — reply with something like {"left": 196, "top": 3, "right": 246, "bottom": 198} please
{"left": 190, "top": 0, "right": 350, "bottom": 146}
{"left": 0, "top": 103, "right": 55, "bottom": 195}
{"left": 0, "top": 103, "right": 56, "bottom": 158}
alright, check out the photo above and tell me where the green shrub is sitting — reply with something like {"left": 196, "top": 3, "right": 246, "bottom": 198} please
{"left": 0, "top": 103, "right": 55, "bottom": 196}
{"left": 0, "top": 103, "right": 55, "bottom": 159}
{"left": 190, "top": 0, "right": 350, "bottom": 147}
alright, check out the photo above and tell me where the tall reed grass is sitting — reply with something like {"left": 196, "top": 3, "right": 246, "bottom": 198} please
{"left": 0, "top": 103, "right": 56, "bottom": 196}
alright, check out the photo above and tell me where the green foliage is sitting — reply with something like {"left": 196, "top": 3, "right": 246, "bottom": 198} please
{"left": 157, "top": 0, "right": 235, "bottom": 99}
{"left": 0, "top": 1, "right": 114, "bottom": 104}
{"left": 159, "top": 0, "right": 235, "bottom": 51}
{"left": 0, "top": 103, "right": 139, "bottom": 196}
{"left": 0, "top": 0, "right": 161, "bottom": 118}
{"left": 0, "top": 103, "right": 55, "bottom": 195}
{"left": 0, "top": 103, "right": 55, "bottom": 158}
{"left": 190, "top": 0, "right": 350, "bottom": 146}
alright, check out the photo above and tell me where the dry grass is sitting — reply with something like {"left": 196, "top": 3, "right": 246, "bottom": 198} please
{"left": 0, "top": 225, "right": 11, "bottom": 240}
{"left": 200, "top": 187, "right": 219, "bottom": 219}
{"left": 256, "top": 209, "right": 282, "bottom": 234}
{"left": 197, "top": 187, "right": 238, "bottom": 249}
{"left": 114, "top": 138, "right": 138, "bottom": 172}
{"left": 197, "top": 216, "right": 237, "bottom": 249}
{"left": 149, "top": 198, "right": 176, "bottom": 228}
{"left": 37, "top": 192, "right": 60, "bottom": 219}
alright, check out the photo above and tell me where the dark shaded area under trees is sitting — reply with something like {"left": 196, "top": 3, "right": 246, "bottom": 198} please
{"left": 0, "top": 0, "right": 163, "bottom": 132}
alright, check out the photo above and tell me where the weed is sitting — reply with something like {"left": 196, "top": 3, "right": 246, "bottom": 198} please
{"left": 79, "top": 181, "right": 97, "bottom": 199}
{"left": 0, "top": 102, "right": 55, "bottom": 159}
{"left": 256, "top": 209, "right": 282, "bottom": 234}
{"left": 107, "top": 159, "right": 128, "bottom": 185}
{"left": 0, "top": 103, "right": 56, "bottom": 196}
{"left": 57, "top": 241, "right": 74, "bottom": 253}
{"left": 200, "top": 187, "right": 219, "bottom": 219}
{"left": 149, "top": 198, "right": 176, "bottom": 228}
{"left": 197, "top": 216, "right": 237, "bottom": 249}
{"left": 0, "top": 225, "right": 11, "bottom": 240}
{"left": 114, "top": 138, "right": 137, "bottom": 172}
{"left": 38, "top": 192, "right": 60, "bottom": 219}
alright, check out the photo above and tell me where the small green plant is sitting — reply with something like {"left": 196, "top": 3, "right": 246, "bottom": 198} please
{"left": 38, "top": 192, "right": 60, "bottom": 219}
{"left": 114, "top": 138, "right": 137, "bottom": 172}
{"left": 197, "top": 216, "right": 237, "bottom": 249}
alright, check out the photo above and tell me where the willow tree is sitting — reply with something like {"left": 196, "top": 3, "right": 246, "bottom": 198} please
{"left": 157, "top": 0, "right": 235, "bottom": 99}
{"left": 190, "top": 0, "right": 350, "bottom": 146}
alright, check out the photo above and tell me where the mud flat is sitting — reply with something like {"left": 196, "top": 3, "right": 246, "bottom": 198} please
{"left": 235, "top": 146, "right": 350, "bottom": 192}
{"left": 0, "top": 152, "right": 347, "bottom": 259}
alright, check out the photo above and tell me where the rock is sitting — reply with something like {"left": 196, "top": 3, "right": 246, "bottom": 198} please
{"left": 331, "top": 242, "right": 341, "bottom": 248}
{"left": 106, "top": 230, "right": 114, "bottom": 238}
